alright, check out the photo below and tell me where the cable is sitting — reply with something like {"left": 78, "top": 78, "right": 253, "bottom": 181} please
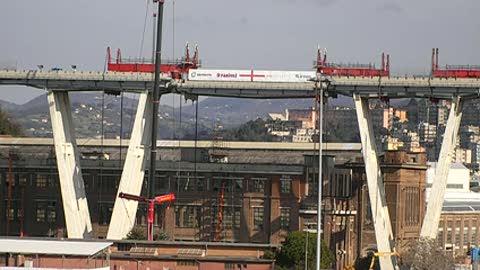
{"left": 138, "top": 0, "right": 151, "bottom": 59}
{"left": 172, "top": 0, "right": 176, "bottom": 60}
{"left": 99, "top": 91, "right": 105, "bottom": 219}
{"left": 194, "top": 99, "right": 199, "bottom": 175}
{"left": 119, "top": 92, "right": 124, "bottom": 167}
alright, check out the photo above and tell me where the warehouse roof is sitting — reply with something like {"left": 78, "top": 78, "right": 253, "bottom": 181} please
{"left": 0, "top": 238, "right": 112, "bottom": 256}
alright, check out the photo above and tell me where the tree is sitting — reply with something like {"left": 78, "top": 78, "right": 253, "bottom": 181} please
{"left": 275, "top": 231, "right": 334, "bottom": 270}
{"left": 125, "top": 226, "right": 146, "bottom": 240}
{"left": 399, "top": 237, "right": 454, "bottom": 270}
{"left": 125, "top": 226, "right": 171, "bottom": 241}
{"left": 0, "top": 106, "right": 23, "bottom": 136}
{"left": 222, "top": 118, "right": 280, "bottom": 141}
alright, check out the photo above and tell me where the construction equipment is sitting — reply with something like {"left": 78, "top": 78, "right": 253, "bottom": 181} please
{"left": 213, "top": 182, "right": 225, "bottom": 241}
{"left": 431, "top": 48, "right": 480, "bottom": 78}
{"left": 118, "top": 192, "right": 175, "bottom": 241}
{"left": 342, "top": 252, "right": 398, "bottom": 270}
{"left": 316, "top": 48, "right": 390, "bottom": 77}
{"left": 107, "top": 42, "right": 199, "bottom": 79}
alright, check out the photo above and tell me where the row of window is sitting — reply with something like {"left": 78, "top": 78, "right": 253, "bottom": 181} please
{"left": 4, "top": 200, "right": 57, "bottom": 223}
{"left": 4, "top": 199, "right": 291, "bottom": 231}
{"left": 1, "top": 174, "right": 58, "bottom": 188}
{"left": 439, "top": 219, "right": 479, "bottom": 249}
{"left": 306, "top": 170, "right": 353, "bottom": 198}
{"left": 174, "top": 175, "right": 293, "bottom": 194}
{"left": 1, "top": 173, "right": 295, "bottom": 194}
{"left": 173, "top": 205, "right": 291, "bottom": 231}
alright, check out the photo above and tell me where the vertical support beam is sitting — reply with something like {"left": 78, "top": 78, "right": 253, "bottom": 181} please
{"left": 107, "top": 91, "right": 153, "bottom": 240}
{"left": 421, "top": 97, "right": 463, "bottom": 239}
{"left": 48, "top": 91, "right": 93, "bottom": 238}
{"left": 353, "top": 94, "right": 396, "bottom": 270}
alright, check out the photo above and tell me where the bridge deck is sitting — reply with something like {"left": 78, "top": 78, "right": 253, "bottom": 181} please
{"left": 1, "top": 69, "right": 480, "bottom": 99}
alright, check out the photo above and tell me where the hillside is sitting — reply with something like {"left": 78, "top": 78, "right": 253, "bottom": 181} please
{"left": 1, "top": 92, "right": 357, "bottom": 139}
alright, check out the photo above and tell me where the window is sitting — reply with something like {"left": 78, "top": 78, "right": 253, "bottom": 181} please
{"left": 18, "top": 175, "right": 29, "bottom": 187}
{"left": 155, "top": 174, "right": 169, "bottom": 192}
{"left": 223, "top": 206, "right": 241, "bottom": 229}
{"left": 4, "top": 174, "right": 29, "bottom": 187}
{"left": 405, "top": 187, "right": 420, "bottom": 226}
{"left": 98, "top": 174, "right": 120, "bottom": 190}
{"left": 280, "top": 175, "right": 292, "bottom": 194}
{"left": 176, "top": 176, "right": 195, "bottom": 192}
{"left": 36, "top": 207, "right": 46, "bottom": 222}
{"left": 183, "top": 206, "right": 196, "bottom": 227}
{"left": 136, "top": 205, "right": 147, "bottom": 225}
{"left": 98, "top": 202, "right": 113, "bottom": 225}
{"left": 196, "top": 177, "right": 205, "bottom": 192}
{"left": 280, "top": 208, "right": 290, "bottom": 230}
{"left": 225, "top": 263, "right": 235, "bottom": 270}
{"left": 35, "top": 201, "right": 56, "bottom": 223}
{"left": 212, "top": 177, "right": 243, "bottom": 193}
{"left": 234, "top": 178, "right": 243, "bottom": 192}
{"left": 472, "top": 227, "right": 477, "bottom": 245}
{"left": 308, "top": 170, "right": 318, "bottom": 196}
{"left": 47, "top": 201, "right": 56, "bottom": 223}
{"left": 177, "top": 261, "right": 198, "bottom": 267}
{"left": 253, "top": 207, "right": 264, "bottom": 230}
{"left": 36, "top": 174, "right": 48, "bottom": 188}
{"left": 5, "top": 200, "right": 22, "bottom": 222}
{"left": 175, "top": 205, "right": 201, "bottom": 228}
{"left": 250, "top": 178, "right": 266, "bottom": 193}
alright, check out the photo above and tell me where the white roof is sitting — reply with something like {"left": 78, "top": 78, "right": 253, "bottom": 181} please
{"left": 0, "top": 239, "right": 112, "bottom": 256}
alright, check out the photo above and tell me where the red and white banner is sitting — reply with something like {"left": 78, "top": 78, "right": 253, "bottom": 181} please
{"left": 188, "top": 69, "right": 316, "bottom": 83}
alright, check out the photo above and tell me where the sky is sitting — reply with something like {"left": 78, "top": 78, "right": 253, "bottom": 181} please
{"left": 0, "top": 0, "right": 479, "bottom": 104}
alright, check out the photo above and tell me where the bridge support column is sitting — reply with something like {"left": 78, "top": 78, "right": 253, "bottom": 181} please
{"left": 354, "top": 94, "right": 396, "bottom": 270}
{"left": 421, "top": 97, "right": 463, "bottom": 239}
{"left": 107, "top": 91, "right": 153, "bottom": 240}
{"left": 48, "top": 91, "right": 93, "bottom": 238}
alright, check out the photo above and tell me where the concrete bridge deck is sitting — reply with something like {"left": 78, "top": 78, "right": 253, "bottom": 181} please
{"left": 2, "top": 69, "right": 480, "bottom": 99}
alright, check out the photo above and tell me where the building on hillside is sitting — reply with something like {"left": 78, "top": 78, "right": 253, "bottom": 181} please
{"left": 455, "top": 148, "right": 473, "bottom": 164}
{"left": 382, "top": 108, "right": 408, "bottom": 131}
{"left": 285, "top": 108, "right": 317, "bottom": 129}
{"left": 419, "top": 122, "right": 437, "bottom": 145}
{"left": 394, "top": 109, "right": 407, "bottom": 123}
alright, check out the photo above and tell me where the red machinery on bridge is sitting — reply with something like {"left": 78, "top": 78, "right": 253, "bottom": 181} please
{"left": 316, "top": 48, "right": 390, "bottom": 77}
{"left": 119, "top": 192, "right": 175, "bottom": 241}
{"left": 107, "top": 43, "right": 199, "bottom": 79}
{"left": 431, "top": 48, "right": 480, "bottom": 78}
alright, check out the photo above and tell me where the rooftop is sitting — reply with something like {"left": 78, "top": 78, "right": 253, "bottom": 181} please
{"left": 0, "top": 237, "right": 112, "bottom": 256}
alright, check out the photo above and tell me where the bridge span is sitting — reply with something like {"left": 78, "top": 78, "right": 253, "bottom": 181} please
{"left": 1, "top": 68, "right": 479, "bottom": 270}
{"left": 2, "top": 69, "right": 480, "bottom": 99}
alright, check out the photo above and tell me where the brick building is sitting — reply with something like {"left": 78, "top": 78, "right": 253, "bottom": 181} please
{"left": 0, "top": 238, "right": 274, "bottom": 270}
{"left": 0, "top": 138, "right": 455, "bottom": 269}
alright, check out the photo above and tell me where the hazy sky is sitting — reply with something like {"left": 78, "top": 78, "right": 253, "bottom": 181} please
{"left": 0, "top": 0, "right": 479, "bottom": 104}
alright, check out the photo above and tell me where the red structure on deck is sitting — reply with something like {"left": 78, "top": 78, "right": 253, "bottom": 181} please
{"left": 107, "top": 43, "right": 199, "bottom": 79}
{"left": 316, "top": 48, "right": 390, "bottom": 77}
{"left": 431, "top": 48, "right": 480, "bottom": 78}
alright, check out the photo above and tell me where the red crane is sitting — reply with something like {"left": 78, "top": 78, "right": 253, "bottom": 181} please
{"left": 316, "top": 47, "right": 390, "bottom": 77}
{"left": 106, "top": 43, "right": 199, "bottom": 79}
{"left": 431, "top": 48, "right": 480, "bottom": 78}
{"left": 119, "top": 192, "right": 175, "bottom": 241}
{"left": 213, "top": 183, "right": 225, "bottom": 241}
